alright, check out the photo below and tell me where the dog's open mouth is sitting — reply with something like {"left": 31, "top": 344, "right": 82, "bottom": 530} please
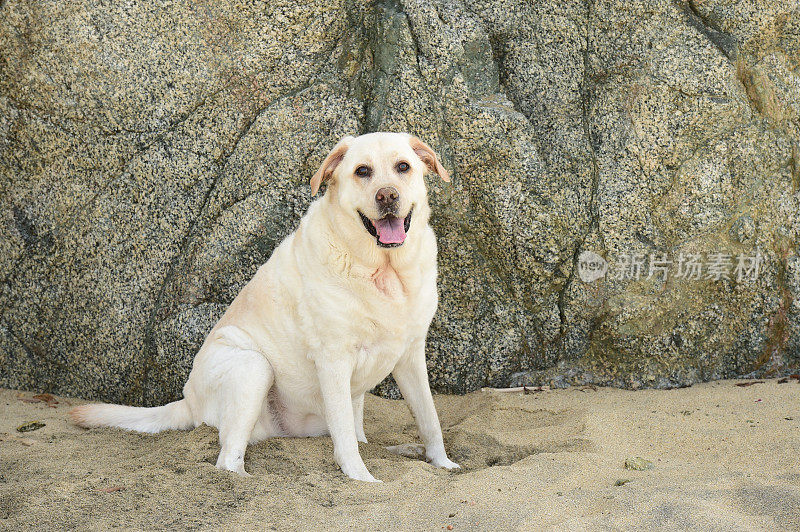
{"left": 358, "top": 209, "right": 413, "bottom": 248}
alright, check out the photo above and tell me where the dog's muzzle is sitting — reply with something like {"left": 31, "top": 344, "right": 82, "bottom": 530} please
{"left": 358, "top": 208, "right": 413, "bottom": 248}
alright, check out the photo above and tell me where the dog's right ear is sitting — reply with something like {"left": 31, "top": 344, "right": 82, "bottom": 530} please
{"left": 310, "top": 136, "right": 354, "bottom": 196}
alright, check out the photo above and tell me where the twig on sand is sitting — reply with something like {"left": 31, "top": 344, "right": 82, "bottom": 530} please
{"left": 480, "top": 385, "right": 549, "bottom": 394}
{"left": 735, "top": 381, "right": 765, "bottom": 387}
{"left": 16, "top": 392, "right": 59, "bottom": 407}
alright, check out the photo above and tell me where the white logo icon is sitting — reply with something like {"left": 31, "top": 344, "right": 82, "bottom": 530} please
{"left": 578, "top": 251, "right": 608, "bottom": 283}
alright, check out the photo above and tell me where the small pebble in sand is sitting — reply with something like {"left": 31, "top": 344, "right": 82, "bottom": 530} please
{"left": 385, "top": 443, "right": 426, "bottom": 459}
{"left": 624, "top": 457, "right": 654, "bottom": 471}
{"left": 97, "top": 486, "right": 126, "bottom": 493}
{"left": 16, "top": 421, "right": 45, "bottom": 433}
{"left": 614, "top": 479, "right": 632, "bottom": 486}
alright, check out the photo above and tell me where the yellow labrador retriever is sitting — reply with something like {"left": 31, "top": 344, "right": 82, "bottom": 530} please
{"left": 71, "top": 132, "right": 458, "bottom": 482}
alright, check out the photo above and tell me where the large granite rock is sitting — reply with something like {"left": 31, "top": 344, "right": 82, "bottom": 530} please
{"left": 1, "top": 0, "right": 797, "bottom": 404}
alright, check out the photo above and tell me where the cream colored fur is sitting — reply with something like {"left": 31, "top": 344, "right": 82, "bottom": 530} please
{"left": 70, "top": 132, "right": 458, "bottom": 482}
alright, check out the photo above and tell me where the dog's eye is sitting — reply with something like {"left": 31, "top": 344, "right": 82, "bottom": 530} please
{"left": 396, "top": 161, "right": 410, "bottom": 173}
{"left": 355, "top": 165, "right": 371, "bottom": 178}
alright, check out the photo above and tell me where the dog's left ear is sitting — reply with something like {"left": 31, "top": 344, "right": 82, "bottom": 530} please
{"left": 310, "top": 136, "right": 354, "bottom": 195}
{"left": 408, "top": 136, "right": 451, "bottom": 182}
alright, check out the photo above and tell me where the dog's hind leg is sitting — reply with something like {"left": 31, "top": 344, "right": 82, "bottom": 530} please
{"left": 188, "top": 330, "right": 273, "bottom": 476}
{"left": 214, "top": 347, "right": 272, "bottom": 476}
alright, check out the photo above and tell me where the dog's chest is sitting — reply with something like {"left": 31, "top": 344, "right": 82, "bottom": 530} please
{"left": 369, "top": 263, "right": 405, "bottom": 299}
{"left": 348, "top": 268, "right": 427, "bottom": 392}
{"left": 350, "top": 339, "right": 406, "bottom": 394}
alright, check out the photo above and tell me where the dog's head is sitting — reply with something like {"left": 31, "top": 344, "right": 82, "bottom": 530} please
{"left": 310, "top": 132, "right": 450, "bottom": 248}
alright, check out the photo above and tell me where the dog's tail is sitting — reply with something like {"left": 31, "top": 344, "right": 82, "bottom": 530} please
{"left": 69, "top": 399, "right": 194, "bottom": 434}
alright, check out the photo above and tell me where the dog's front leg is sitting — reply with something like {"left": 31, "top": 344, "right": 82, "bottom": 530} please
{"left": 392, "top": 344, "right": 460, "bottom": 470}
{"left": 353, "top": 394, "right": 367, "bottom": 443}
{"left": 316, "top": 359, "right": 379, "bottom": 482}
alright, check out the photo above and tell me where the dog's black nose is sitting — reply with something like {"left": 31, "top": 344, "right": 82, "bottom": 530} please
{"left": 375, "top": 187, "right": 399, "bottom": 210}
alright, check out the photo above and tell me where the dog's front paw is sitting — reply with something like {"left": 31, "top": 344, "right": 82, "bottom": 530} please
{"left": 341, "top": 463, "right": 382, "bottom": 483}
{"left": 216, "top": 451, "right": 251, "bottom": 477}
{"left": 216, "top": 462, "right": 252, "bottom": 477}
{"left": 429, "top": 456, "right": 460, "bottom": 470}
{"left": 350, "top": 471, "right": 382, "bottom": 483}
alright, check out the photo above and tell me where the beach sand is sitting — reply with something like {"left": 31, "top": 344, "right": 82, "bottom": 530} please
{"left": 1, "top": 378, "right": 798, "bottom": 530}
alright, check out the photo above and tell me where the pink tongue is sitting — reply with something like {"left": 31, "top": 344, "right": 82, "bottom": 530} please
{"left": 372, "top": 217, "right": 406, "bottom": 244}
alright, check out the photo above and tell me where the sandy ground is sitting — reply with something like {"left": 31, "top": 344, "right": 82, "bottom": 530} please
{"left": 1, "top": 378, "right": 798, "bottom": 531}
